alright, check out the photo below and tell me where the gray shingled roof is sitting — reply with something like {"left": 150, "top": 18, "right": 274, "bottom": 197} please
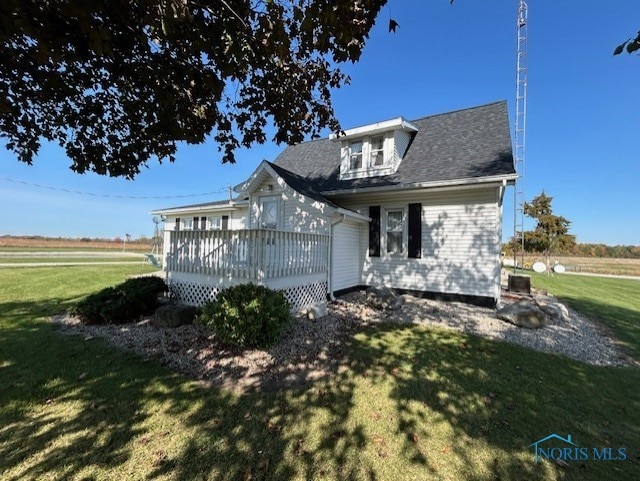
{"left": 151, "top": 197, "right": 245, "bottom": 213}
{"left": 273, "top": 101, "right": 515, "bottom": 192}
{"left": 267, "top": 161, "right": 342, "bottom": 209}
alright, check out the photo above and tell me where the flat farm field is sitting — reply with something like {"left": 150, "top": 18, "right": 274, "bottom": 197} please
{"left": 0, "top": 236, "right": 152, "bottom": 253}
{"left": 520, "top": 255, "right": 640, "bottom": 277}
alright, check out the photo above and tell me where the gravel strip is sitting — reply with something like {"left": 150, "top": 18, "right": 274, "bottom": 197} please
{"left": 53, "top": 291, "right": 635, "bottom": 394}
{"left": 339, "top": 291, "right": 635, "bottom": 368}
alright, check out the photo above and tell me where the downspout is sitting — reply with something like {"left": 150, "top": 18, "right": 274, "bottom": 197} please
{"left": 496, "top": 179, "right": 507, "bottom": 305}
{"left": 328, "top": 214, "right": 346, "bottom": 301}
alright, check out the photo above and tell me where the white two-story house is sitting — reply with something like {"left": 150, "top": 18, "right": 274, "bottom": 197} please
{"left": 152, "top": 101, "right": 517, "bottom": 312}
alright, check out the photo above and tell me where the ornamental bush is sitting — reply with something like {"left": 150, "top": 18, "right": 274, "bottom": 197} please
{"left": 196, "top": 284, "right": 291, "bottom": 348}
{"left": 71, "top": 276, "right": 168, "bottom": 324}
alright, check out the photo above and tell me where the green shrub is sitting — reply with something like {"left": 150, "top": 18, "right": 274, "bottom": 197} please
{"left": 71, "top": 276, "right": 168, "bottom": 324}
{"left": 196, "top": 284, "right": 291, "bottom": 348}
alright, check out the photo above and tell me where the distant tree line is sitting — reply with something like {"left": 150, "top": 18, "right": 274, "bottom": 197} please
{"left": 503, "top": 242, "right": 640, "bottom": 259}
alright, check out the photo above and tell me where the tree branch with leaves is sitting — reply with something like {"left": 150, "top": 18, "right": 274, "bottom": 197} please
{"left": 0, "top": 0, "right": 398, "bottom": 178}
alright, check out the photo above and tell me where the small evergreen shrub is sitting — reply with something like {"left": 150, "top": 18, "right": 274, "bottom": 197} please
{"left": 71, "top": 277, "right": 168, "bottom": 324}
{"left": 196, "top": 284, "right": 291, "bottom": 348}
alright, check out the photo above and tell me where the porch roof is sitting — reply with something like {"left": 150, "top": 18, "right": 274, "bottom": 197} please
{"left": 150, "top": 198, "right": 248, "bottom": 215}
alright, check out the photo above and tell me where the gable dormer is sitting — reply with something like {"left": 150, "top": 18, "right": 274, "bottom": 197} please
{"left": 332, "top": 117, "right": 418, "bottom": 181}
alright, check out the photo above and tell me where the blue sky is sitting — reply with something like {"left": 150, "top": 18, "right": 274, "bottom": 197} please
{"left": 1, "top": 0, "right": 639, "bottom": 244}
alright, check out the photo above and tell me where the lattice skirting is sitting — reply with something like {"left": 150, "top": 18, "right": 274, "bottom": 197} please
{"left": 168, "top": 281, "right": 221, "bottom": 307}
{"left": 168, "top": 280, "right": 327, "bottom": 313}
{"left": 282, "top": 281, "right": 327, "bottom": 312}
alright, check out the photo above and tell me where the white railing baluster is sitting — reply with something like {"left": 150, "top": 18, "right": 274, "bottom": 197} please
{"left": 168, "top": 228, "right": 329, "bottom": 281}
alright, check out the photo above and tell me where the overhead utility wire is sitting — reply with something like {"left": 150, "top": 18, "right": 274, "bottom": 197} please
{"left": 0, "top": 176, "right": 229, "bottom": 199}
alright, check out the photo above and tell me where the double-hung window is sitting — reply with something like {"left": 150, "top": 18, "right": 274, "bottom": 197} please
{"left": 349, "top": 140, "right": 363, "bottom": 170}
{"left": 182, "top": 218, "right": 193, "bottom": 230}
{"left": 260, "top": 197, "right": 279, "bottom": 230}
{"left": 386, "top": 209, "right": 405, "bottom": 255}
{"left": 208, "top": 216, "right": 222, "bottom": 230}
{"left": 370, "top": 136, "right": 385, "bottom": 167}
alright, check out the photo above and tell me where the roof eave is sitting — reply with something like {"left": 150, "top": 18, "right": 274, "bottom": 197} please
{"left": 335, "top": 207, "right": 371, "bottom": 223}
{"left": 329, "top": 117, "right": 419, "bottom": 142}
{"left": 150, "top": 201, "right": 248, "bottom": 216}
{"left": 234, "top": 160, "right": 275, "bottom": 193}
{"left": 320, "top": 173, "right": 518, "bottom": 196}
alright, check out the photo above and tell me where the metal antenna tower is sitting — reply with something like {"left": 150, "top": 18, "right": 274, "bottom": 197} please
{"left": 513, "top": 0, "right": 528, "bottom": 271}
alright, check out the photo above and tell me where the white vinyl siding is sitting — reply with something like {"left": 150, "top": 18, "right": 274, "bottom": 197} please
{"left": 331, "top": 221, "right": 361, "bottom": 291}
{"left": 393, "top": 130, "right": 412, "bottom": 170}
{"left": 338, "top": 187, "right": 501, "bottom": 299}
{"left": 281, "top": 194, "right": 330, "bottom": 235}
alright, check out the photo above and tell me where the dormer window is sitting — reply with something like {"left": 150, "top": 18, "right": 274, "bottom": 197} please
{"left": 335, "top": 116, "right": 418, "bottom": 181}
{"left": 349, "top": 141, "right": 363, "bottom": 170}
{"left": 370, "top": 136, "right": 385, "bottom": 167}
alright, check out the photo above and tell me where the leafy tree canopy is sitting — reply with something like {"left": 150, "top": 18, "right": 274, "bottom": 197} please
{"left": 0, "top": 0, "right": 392, "bottom": 178}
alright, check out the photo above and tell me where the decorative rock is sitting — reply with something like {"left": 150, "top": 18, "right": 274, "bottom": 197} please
{"left": 154, "top": 304, "right": 199, "bottom": 328}
{"left": 306, "top": 302, "right": 328, "bottom": 320}
{"left": 537, "top": 301, "right": 570, "bottom": 322}
{"left": 365, "top": 286, "right": 403, "bottom": 310}
{"left": 496, "top": 300, "right": 547, "bottom": 329}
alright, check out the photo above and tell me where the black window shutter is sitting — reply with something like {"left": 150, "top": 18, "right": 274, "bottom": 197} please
{"left": 222, "top": 215, "right": 229, "bottom": 230}
{"left": 368, "top": 206, "right": 381, "bottom": 257}
{"left": 175, "top": 218, "right": 181, "bottom": 231}
{"left": 408, "top": 203, "right": 422, "bottom": 259}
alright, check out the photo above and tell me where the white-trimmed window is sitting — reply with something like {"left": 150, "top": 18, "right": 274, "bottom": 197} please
{"left": 207, "top": 216, "right": 222, "bottom": 230}
{"left": 182, "top": 217, "right": 193, "bottom": 230}
{"left": 370, "top": 135, "right": 385, "bottom": 167}
{"left": 259, "top": 197, "right": 279, "bottom": 229}
{"left": 349, "top": 140, "right": 363, "bottom": 170}
{"left": 386, "top": 209, "right": 405, "bottom": 255}
{"left": 174, "top": 218, "right": 181, "bottom": 231}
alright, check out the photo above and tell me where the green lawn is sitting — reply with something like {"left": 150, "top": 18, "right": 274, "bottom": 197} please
{"left": 1, "top": 267, "right": 639, "bottom": 480}
{"left": 0, "top": 257, "right": 143, "bottom": 264}
{"left": 531, "top": 273, "right": 640, "bottom": 360}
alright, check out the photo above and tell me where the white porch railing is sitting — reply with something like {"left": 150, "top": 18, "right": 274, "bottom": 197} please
{"left": 167, "top": 229, "right": 330, "bottom": 281}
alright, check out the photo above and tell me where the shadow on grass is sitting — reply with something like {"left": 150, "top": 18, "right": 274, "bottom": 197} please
{"left": 342, "top": 323, "right": 640, "bottom": 480}
{"left": 1, "top": 296, "right": 639, "bottom": 480}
